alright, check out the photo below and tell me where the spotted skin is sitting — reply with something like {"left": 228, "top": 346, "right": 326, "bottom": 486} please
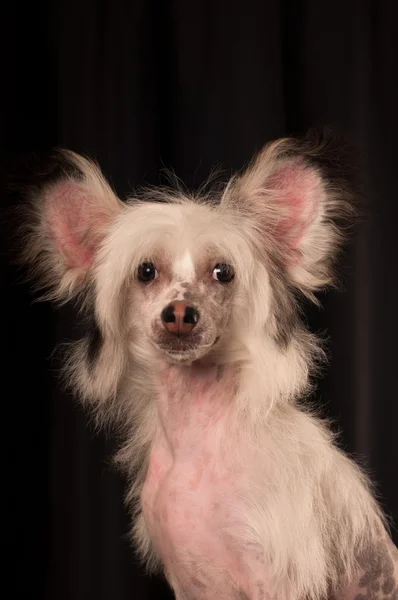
{"left": 338, "top": 534, "right": 398, "bottom": 600}
{"left": 168, "top": 534, "right": 398, "bottom": 600}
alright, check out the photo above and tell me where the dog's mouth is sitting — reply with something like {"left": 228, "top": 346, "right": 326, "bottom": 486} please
{"left": 153, "top": 335, "right": 220, "bottom": 364}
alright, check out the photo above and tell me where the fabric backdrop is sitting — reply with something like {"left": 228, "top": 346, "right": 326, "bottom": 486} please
{"left": 2, "top": 2, "right": 397, "bottom": 599}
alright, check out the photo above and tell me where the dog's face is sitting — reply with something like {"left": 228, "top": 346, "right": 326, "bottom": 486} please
{"left": 132, "top": 239, "right": 236, "bottom": 363}
{"left": 97, "top": 200, "right": 267, "bottom": 364}
{"left": 22, "top": 133, "right": 353, "bottom": 383}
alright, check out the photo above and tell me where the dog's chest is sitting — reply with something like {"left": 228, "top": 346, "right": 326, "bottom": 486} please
{"left": 140, "top": 365, "right": 267, "bottom": 599}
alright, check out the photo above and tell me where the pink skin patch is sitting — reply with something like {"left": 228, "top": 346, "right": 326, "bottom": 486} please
{"left": 45, "top": 181, "right": 108, "bottom": 270}
{"left": 140, "top": 363, "right": 271, "bottom": 599}
{"left": 267, "top": 163, "right": 320, "bottom": 254}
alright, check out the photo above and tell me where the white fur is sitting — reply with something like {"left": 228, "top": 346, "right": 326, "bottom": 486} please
{"left": 173, "top": 250, "right": 196, "bottom": 281}
{"left": 21, "top": 136, "right": 396, "bottom": 600}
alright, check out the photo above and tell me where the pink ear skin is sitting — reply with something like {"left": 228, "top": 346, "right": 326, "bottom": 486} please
{"left": 266, "top": 161, "right": 322, "bottom": 259}
{"left": 45, "top": 180, "right": 111, "bottom": 272}
{"left": 21, "top": 149, "right": 126, "bottom": 301}
{"left": 222, "top": 133, "right": 355, "bottom": 295}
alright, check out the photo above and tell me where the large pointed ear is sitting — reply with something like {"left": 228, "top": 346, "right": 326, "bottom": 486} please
{"left": 19, "top": 150, "right": 125, "bottom": 301}
{"left": 222, "top": 131, "right": 356, "bottom": 297}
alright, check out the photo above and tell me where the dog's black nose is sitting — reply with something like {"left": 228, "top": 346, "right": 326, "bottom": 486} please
{"left": 161, "top": 302, "right": 200, "bottom": 336}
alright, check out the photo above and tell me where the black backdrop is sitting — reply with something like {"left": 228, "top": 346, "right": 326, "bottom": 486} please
{"left": 2, "top": 2, "right": 398, "bottom": 600}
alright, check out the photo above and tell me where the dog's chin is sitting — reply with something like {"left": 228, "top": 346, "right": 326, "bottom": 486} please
{"left": 153, "top": 337, "right": 220, "bottom": 365}
{"left": 158, "top": 346, "right": 211, "bottom": 365}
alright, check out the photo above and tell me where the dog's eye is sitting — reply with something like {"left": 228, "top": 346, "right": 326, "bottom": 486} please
{"left": 137, "top": 262, "right": 158, "bottom": 283}
{"left": 212, "top": 263, "right": 235, "bottom": 283}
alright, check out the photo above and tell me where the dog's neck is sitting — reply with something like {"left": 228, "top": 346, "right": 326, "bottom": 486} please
{"left": 156, "top": 360, "right": 237, "bottom": 398}
{"left": 152, "top": 361, "right": 238, "bottom": 454}
{"left": 131, "top": 333, "right": 312, "bottom": 424}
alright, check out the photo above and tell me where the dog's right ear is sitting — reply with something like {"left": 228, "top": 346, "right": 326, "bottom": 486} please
{"left": 19, "top": 150, "right": 125, "bottom": 302}
{"left": 221, "top": 131, "right": 356, "bottom": 299}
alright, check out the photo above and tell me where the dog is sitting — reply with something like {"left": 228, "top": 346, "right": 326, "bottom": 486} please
{"left": 19, "top": 132, "right": 398, "bottom": 600}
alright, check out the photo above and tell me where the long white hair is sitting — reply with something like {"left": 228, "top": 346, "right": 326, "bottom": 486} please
{"left": 19, "top": 132, "right": 388, "bottom": 600}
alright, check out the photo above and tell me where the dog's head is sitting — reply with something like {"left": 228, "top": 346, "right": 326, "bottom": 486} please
{"left": 20, "top": 133, "right": 355, "bottom": 392}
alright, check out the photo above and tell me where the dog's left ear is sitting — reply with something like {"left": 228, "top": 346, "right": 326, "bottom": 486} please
{"left": 222, "top": 132, "right": 355, "bottom": 297}
{"left": 19, "top": 150, "right": 126, "bottom": 302}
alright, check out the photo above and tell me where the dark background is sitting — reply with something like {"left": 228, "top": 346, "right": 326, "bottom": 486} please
{"left": 1, "top": 2, "right": 397, "bottom": 599}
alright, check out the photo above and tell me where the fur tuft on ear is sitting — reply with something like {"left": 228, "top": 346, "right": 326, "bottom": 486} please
{"left": 19, "top": 150, "right": 125, "bottom": 302}
{"left": 222, "top": 130, "right": 357, "bottom": 298}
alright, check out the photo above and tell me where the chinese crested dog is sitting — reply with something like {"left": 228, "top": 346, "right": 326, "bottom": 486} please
{"left": 19, "top": 132, "right": 398, "bottom": 600}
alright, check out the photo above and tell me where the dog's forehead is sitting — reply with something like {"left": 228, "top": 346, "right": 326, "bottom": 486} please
{"left": 173, "top": 249, "right": 196, "bottom": 282}
{"left": 168, "top": 249, "right": 208, "bottom": 301}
